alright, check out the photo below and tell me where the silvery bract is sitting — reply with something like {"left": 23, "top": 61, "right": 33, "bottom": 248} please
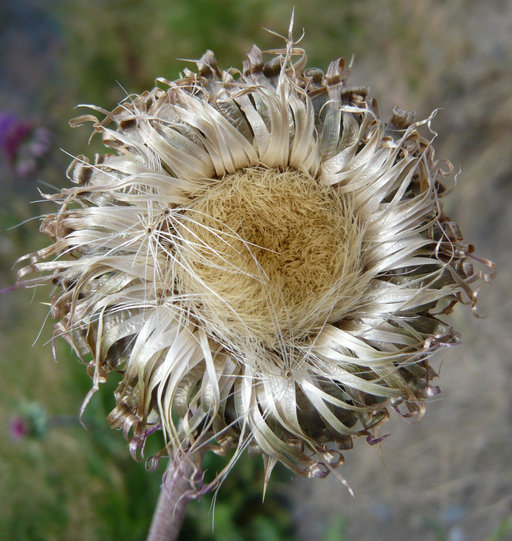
{"left": 19, "top": 33, "right": 493, "bottom": 492}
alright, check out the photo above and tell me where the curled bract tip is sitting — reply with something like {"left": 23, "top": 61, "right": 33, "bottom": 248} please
{"left": 18, "top": 32, "right": 493, "bottom": 491}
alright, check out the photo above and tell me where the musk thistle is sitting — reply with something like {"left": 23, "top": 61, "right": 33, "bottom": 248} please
{"left": 18, "top": 32, "right": 493, "bottom": 494}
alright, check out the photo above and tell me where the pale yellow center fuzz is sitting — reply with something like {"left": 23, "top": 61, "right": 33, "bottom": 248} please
{"left": 175, "top": 168, "right": 366, "bottom": 350}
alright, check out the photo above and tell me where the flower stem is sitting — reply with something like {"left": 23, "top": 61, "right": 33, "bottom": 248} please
{"left": 147, "top": 463, "right": 191, "bottom": 541}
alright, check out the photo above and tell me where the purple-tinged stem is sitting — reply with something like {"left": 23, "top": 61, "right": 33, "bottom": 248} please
{"left": 147, "top": 451, "right": 204, "bottom": 541}
{"left": 147, "top": 467, "right": 189, "bottom": 541}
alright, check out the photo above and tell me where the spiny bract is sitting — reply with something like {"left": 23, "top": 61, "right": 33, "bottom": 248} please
{"left": 19, "top": 32, "right": 493, "bottom": 493}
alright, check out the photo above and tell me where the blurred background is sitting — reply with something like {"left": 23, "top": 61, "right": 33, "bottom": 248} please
{"left": 1, "top": 1, "right": 510, "bottom": 540}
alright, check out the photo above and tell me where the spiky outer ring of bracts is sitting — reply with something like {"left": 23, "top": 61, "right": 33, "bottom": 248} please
{"left": 19, "top": 40, "right": 494, "bottom": 489}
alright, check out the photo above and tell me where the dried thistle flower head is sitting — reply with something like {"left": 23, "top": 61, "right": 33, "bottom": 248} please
{"left": 19, "top": 30, "right": 494, "bottom": 492}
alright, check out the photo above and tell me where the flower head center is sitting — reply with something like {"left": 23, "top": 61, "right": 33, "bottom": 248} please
{"left": 175, "top": 167, "right": 365, "bottom": 350}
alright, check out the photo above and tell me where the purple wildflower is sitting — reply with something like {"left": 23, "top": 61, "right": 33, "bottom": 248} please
{"left": 9, "top": 417, "right": 29, "bottom": 441}
{"left": 0, "top": 111, "right": 52, "bottom": 177}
